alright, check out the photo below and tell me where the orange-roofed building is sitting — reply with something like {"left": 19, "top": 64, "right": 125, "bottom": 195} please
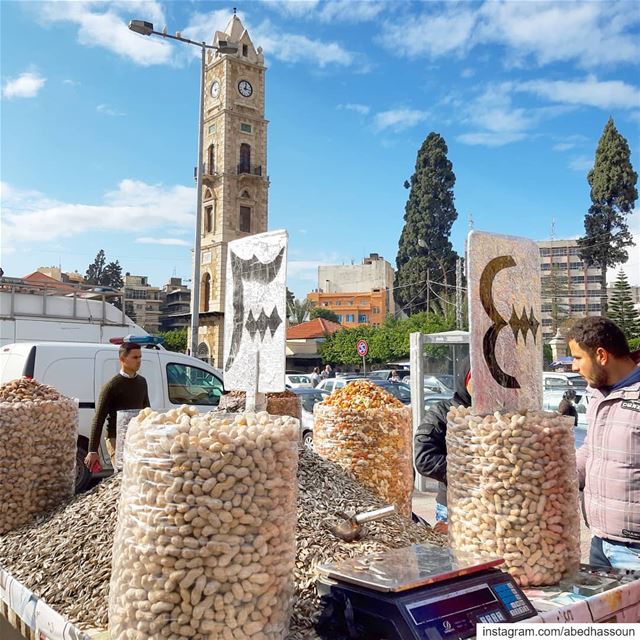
{"left": 286, "top": 318, "right": 343, "bottom": 371}
{"left": 22, "top": 271, "right": 77, "bottom": 294}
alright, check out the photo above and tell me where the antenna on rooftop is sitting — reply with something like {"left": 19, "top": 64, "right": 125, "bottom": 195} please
{"left": 551, "top": 216, "right": 556, "bottom": 241}
{"left": 468, "top": 212, "right": 474, "bottom": 230}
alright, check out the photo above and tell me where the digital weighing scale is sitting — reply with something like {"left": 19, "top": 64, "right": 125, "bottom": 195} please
{"left": 316, "top": 544, "right": 537, "bottom": 639}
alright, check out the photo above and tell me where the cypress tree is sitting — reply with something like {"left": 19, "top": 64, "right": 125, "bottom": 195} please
{"left": 577, "top": 118, "right": 637, "bottom": 315}
{"left": 609, "top": 270, "right": 640, "bottom": 340}
{"left": 395, "top": 132, "right": 459, "bottom": 313}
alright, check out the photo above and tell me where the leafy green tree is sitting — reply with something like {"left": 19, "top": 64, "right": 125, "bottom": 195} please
{"left": 608, "top": 270, "right": 640, "bottom": 340}
{"left": 318, "top": 311, "right": 453, "bottom": 366}
{"left": 629, "top": 337, "right": 640, "bottom": 351}
{"left": 395, "top": 132, "right": 459, "bottom": 313}
{"left": 578, "top": 118, "right": 637, "bottom": 315}
{"left": 309, "top": 306, "right": 340, "bottom": 323}
{"left": 85, "top": 250, "right": 124, "bottom": 289}
{"left": 541, "top": 264, "right": 571, "bottom": 334}
{"left": 158, "top": 329, "right": 188, "bottom": 353}
{"left": 85, "top": 250, "right": 106, "bottom": 285}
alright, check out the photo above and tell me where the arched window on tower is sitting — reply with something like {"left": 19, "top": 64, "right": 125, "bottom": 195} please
{"left": 204, "top": 205, "right": 213, "bottom": 234}
{"left": 207, "top": 144, "right": 215, "bottom": 174}
{"left": 239, "top": 143, "right": 251, "bottom": 174}
{"left": 201, "top": 273, "right": 211, "bottom": 312}
{"left": 240, "top": 190, "right": 251, "bottom": 199}
{"left": 240, "top": 206, "right": 251, "bottom": 233}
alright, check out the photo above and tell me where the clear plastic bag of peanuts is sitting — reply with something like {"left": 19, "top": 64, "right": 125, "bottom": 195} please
{"left": 313, "top": 380, "right": 413, "bottom": 518}
{"left": 109, "top": 406, "right": 300, "bottom": 640}
{"left": 446, "top": 406, "right": 580, "bottom": 587}
{"left": 0, "top": 379, "right": 77, "bottom": 534}
{"left": 114, "top": 409, "right": 141, "bottom": 472}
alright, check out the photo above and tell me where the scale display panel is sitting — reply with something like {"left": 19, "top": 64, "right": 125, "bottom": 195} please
{"left": 318, "top": 544, "right": 504, "bottom": 593}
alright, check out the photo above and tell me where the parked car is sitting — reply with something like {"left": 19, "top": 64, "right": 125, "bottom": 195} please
{"left": 543, "top": 372, "right": 587, "bottom": 391}
{"left": 316, "top": 376, "right": 355, "bottom": 393}
{"left": 290, "top": 387, "right": 328, "bottom": 448}
{"left": 0, "top": 340, "right": 224, "bottom": 492}
{"left": 423, "top": 375, "right": 453, "bottom": 395}
{"left": 285, "top": 373, "right": 313, "bottom": 389}
{"left": 368, "top": 368, "right": 410, "bottom": 381}
{"left": 423, "top": 392, "right": 453, "bottom": 411}
{"left": 543, "top": 389, "right": 589, "bottom": 429}
{"left": 368, "top": 379, "right": 412, "bottom": 404}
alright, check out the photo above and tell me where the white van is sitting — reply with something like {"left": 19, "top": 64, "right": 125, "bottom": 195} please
{"left": 0, "top": 341, "right": 224, "bottom": 491}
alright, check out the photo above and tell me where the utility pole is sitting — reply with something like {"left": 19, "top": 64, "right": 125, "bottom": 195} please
{"left": 455, "top": 257, "right": 463, "bottom": 329}
{"left": 426, "top": 268, "right": 430, "bottom": 314}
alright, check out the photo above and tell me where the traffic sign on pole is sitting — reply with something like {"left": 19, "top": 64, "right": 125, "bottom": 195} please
{"left": 356, "top": 339, "right": 368, "bottom": 357}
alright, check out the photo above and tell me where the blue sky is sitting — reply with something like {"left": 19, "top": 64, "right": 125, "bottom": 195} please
{"left": 2, "top": 0, "right": 639, "bottom": 299}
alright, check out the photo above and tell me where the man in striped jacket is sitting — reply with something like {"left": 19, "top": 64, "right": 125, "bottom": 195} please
{"left": 568, "top": 317, "right": 640, "bottom": 570}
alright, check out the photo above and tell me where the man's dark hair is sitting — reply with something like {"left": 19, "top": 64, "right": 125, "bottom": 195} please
{"left": 567, "top": 317, "right": 630, "bottom": 358}
{"left": 119, "top": 342, "right": 142, "bottom": 359}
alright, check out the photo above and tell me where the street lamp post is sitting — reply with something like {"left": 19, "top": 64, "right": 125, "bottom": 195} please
{"left": 128, "top": 20, "right": 238, "bottom": 358}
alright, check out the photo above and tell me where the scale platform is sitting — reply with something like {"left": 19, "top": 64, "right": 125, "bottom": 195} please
{"left": 316, "top": 544, "right": 537, "bottom": 640}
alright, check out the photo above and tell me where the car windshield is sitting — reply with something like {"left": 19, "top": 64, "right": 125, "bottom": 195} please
{"left": 384, "top": 383, "right": 411, "bottom": 402}
{"left": 368, "top": 371, "right": 388, "bottom": 380}
{"left": 299, "top": 391, "right": 325, "bottom": 413}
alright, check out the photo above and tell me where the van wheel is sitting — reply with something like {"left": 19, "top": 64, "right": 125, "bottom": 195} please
{"left": 75, "top": 447, "right": 92, "bottom": 493}
{"left": 302, "top": 431, "right": 313, "bottom": 450}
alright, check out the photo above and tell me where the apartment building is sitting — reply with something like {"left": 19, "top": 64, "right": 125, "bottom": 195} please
{"left": 537, "top": 239, "right": 602, "bottom": 340}
{"left": 306, "top": 253, "right": 395, "bottom": 327}
{"left": 124, "top": 274, "right": 162, "bottom": 333}
{"left": 159, "top": 277, "right": 191, "bottom": 332}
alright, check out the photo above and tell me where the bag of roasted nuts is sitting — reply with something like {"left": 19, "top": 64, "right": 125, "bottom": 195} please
{"left": 109, "top": 406, "right": 299, "bottom": 640}
{"left": 446, "top": 406, "right": 580, "bottom": 586}
{"left": 0, "top": 379, "right": 77, "bottom": 534}
{"left": 313, "top": 380, "right": 413, "bottom": 517}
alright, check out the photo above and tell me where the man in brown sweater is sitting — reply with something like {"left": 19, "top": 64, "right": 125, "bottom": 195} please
{"left": 84, "top": 342, "right": 150, "bottom": 469}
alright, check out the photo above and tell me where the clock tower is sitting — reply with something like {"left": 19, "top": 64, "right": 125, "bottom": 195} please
{"left": 194, "top": 14, "right": 269, "bottom": 368}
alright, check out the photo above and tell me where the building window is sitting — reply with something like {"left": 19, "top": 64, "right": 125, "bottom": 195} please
{"left": 358, "top": 314, "right": 368, "bottom": 323}
{"left": 207, "top": 144, "right": 215, "bottom": 174}
{"left": 360, "top": 299, "right": 367, "bottom": 305}
{"left": 204, "top": 206, "right": 213, "bottom": 234}
{"left": 569, "top": 262, "right": 583, "bottom": 270}
{"left": 372, "top": 306, "right": 380, "bottom": 314}
{"left": 588, "top": 303, "right": 601, "bottom": 312}
{"left": 335, "top": 300, "right": 341, "bottom": 306}
{"left": 542, "top": 319, "right": 553, "bottom": 326}
{"left": 239, "top": 143, "right": 251, "bottom": 173}
{"left": 571, "top": 304, "right": 586, "bottom": 312}
{"left": 336, "top": 314, "right": 343, "bottom": 322}
{"left": 242, "top": 44, "right": 248, "bottom": 57}
{"left": 587, "top": 275, "right": 601, "bottom": 283}
{"left": 539, "top": 248, "right": 551, "bottom": 256}
{"left": 240, "top": 122, "right": 252, "bottom": 133}
{"left": 345, "top": 314, "right": 355, "bottom": 323}
{"left": 541, "top": 264, "right": 551, "bottom": 271}
{"left": 552, "top": 247, "right": 567, "bottom": 256}
{"left": 240, "top": 206, "right": 251, "bottom": 232}
{"left": 240, "top": 189, "right": 250, "bottom": 199}
{"left": 569, "top": 247, "right": 580, "bottom": 255}
{"left": 201, "top": 273, "right": 211, "bottom": 312}
{"left": 541, "top": 304, "right": 552, "bottom": 313}
{"left": 208, "top": 124, "right": 216, "bottom": 134}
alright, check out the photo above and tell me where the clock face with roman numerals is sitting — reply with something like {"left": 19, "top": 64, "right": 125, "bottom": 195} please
{"left": 210, "top": 80, "right": 220, "bottom": 99}
{"left": 238, "top": 80, "right": 253, "bottom": 98}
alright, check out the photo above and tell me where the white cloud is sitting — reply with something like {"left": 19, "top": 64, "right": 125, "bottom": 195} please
{"left": 457, "top": 84, "right": 574, "bottom": 147}
{"left": 381, "top": 1, "right": 640, "bottom": 68}
{"left": 517, "top": 76, "right": 640, "bottom": 110}
{"left": 0, "top": 179, "right": 195, "bottom": 249}
{"left": 136, "top": 237, "right": 191, "bottom": 246}
{"left": 568, "top": 156, "right": 593, "bottom": 172}
{"left": 553, "top": 142, "right": 575, "bottom": 152}
{"left": 373, "top": 108, "right": 430, "bottom": 132}
{"left": 338, "top": 103, "right": 370, "bottom": 115}
{"left": 37, "top": 1, "right": 173, "bottom": 66}
{"left": 253, "top": 19, "right": 356, "bottom": 68}
{"left": 97, "top": 104, "right": 125, "bottom": 117}
{"left": 63, "top": 79, "right": 80, "bottom": 86}
{"left": 2, "top": 71, "right": 46, "bottom": 99}
{"left": 266, "top": 0, "right": 385, "bottom": 23}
